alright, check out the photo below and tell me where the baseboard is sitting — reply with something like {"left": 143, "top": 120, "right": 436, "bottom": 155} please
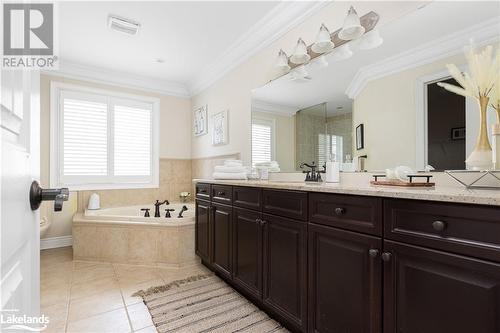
{"left": 40, "top": 236, "right": 73, "bottom": 250}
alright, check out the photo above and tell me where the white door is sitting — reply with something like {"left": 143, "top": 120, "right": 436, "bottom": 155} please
{"left": 1, "top": 68, "right": 42, "bottom": 329}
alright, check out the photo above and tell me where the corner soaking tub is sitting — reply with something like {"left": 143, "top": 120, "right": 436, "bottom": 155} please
{"left": 72, "top": 203, "right": 197, "bottom": 266}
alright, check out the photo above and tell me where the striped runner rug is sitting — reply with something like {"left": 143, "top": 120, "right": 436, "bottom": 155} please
{"left": 133, "top": 274, "right": 289, "bottom": 333}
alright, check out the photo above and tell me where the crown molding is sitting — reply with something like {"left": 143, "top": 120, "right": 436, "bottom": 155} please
{"left": 188, "top": 1, "right": 330, "bottom": 96}
{"left": 346, "top": 17, "right": 500, "bottom": 99}
{"left": 252, "top": 99, "right": 298, "bottom": 116}
{"left": 43, "top": 61, "right": 190, "bottom": 98}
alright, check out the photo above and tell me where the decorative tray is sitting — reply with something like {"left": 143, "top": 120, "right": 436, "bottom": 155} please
{"left": 370, "top": 174, "right": 435, "bottom": 187}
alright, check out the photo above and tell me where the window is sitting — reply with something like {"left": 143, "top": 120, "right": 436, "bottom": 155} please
{"left": 50, "top": 82, "right": 159, "bottom": 190}
{"left": 252, "top": 118, "right": 275, "bottom": 166}
{"left": 318, "top": 134, "right": 343, "bottom": 166}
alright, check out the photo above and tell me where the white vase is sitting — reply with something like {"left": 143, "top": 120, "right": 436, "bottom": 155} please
{"left": 466, "top": 96, "right": 493, "bottom": 170}
{"left": 493, "top": 124, "right": 500, "bottom": 170}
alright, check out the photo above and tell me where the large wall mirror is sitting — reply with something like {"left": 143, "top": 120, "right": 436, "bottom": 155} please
{"left": 251, "top": 2, "right": 499, "bottom": 172}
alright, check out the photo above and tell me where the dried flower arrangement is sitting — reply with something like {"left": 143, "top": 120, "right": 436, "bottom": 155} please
{"left": 438, "top": 44, "right": 499, "bottom": 170}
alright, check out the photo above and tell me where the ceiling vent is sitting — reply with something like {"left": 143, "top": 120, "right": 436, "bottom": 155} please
{"left": 108, "top": 15, "right": 140, "bottom": 36}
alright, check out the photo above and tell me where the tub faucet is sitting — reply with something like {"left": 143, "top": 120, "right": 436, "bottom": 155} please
{"left": 178, "top": 205, "right": 188, "bottom": 218}
{"left": 154, "top": 200, "right": 169, "bottom": 217}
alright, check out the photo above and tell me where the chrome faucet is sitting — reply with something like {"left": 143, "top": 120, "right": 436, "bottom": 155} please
{"left": 154, "top": 200, "right": 169, "bottom": 217}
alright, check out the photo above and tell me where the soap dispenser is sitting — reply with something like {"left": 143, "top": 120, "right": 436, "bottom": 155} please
{"left": 325, "top": 154, "right": 340, "bottom": 183}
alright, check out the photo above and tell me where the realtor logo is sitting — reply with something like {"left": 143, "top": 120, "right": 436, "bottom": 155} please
{"left": 2, "top": 3, "right": 57, "bottom": 69}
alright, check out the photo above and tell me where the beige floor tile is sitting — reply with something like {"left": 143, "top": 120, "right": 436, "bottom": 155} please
{"left": 113, "top": 264, "right": 161, "bottom": 284}
{"left": 127, "top": 302, "right": 154, "bottom": 331}
{"left": 43, "top": 323, "right": 66, "bottom": 333}
{"left": 119, "top": 278, "right": 164, "bottom": 306}
{"left": 41, "top": 285, "right": 70, "bottom": 308}
{"left": 66, "top": 308, "right": 131, "bottom": 333}
{"left": 70, "top": 276, "right": 120, "bottom": 300}
{"left": 157, "top": 264, "right": 210, "bottom": 283}
{"left": 41, "top": 302, "right": 68, "bottom": 332}
{"left": 72, "top": 262, "right": 115, "bottom": 284}
{"left": 134, "top": 325, "right": 157, "bottom": 333}
{"left": 68, "top": 289, "right": 124, "bottom": 322}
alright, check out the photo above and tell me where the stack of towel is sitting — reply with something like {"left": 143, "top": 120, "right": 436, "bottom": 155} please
{"left": 212, "top": 160, "right": 248, "bottom": 180}
{"left": 254, "top": 161, "right": 280, "bottom": 173}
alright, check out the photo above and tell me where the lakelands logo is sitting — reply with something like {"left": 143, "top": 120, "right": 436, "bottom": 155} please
{"left": 2, "top": 3, "right": 58, "bottom": 69}
{"left": 1, "top": 309, "right": 49, "bottom": 331}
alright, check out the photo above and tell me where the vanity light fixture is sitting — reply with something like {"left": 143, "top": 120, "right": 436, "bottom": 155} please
{"left": 291, "top": 65, "right": 311, "bottom": 81}
{"left": 312, "top": 24, "right": 334, "bottom": 54}
{"left": 358, "top": 29, "right": 384, "bottom": 50}
{"left": 290, "top": 38, "right": 310, "bottom": 65}
{"left": 275, "top": 49, "right": 291, "bottom": 72}
{"left": 338, "top": 6, "right": 365, "bottom": 40}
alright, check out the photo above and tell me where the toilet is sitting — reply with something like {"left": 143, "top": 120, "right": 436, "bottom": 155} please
{"left": 40, "top": 216, "right": 51, "bottom": 238}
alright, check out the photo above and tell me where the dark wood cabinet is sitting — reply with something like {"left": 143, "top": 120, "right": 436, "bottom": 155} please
{"left": 195, "top": 199, "right": 210, "bottom": 263}
{"left": 383, "top": 240, "right": 500, "bottom": 333}
{"left": 195, "top": 182, "right": 500, "bottom": 333}
{"left": 211, "top": 203, "right": 232, "bottom": 279}
{"left": 232, "top": 207, "right": 263, "bottom": 299}
{"left": 308, "top": 223, "right": 382, "bottom": 333}
{"left": 262, "top": 213, "right": 307, "bottom": 332}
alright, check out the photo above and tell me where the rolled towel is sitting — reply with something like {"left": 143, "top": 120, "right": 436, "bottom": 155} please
{"left": 212, "top": 172, "right": 248, "bottom": 180}
{"left": 214, "top": 165, "right": 247, "bottom": 173}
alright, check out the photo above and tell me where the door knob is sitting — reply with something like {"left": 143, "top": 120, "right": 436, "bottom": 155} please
{"left": 432, "top": 220, "right": 446, "bottom": 232}
{"left": 381, "top": 252, "right": 392, "bottom": 262}
{"left": 334, "top": 207, "right": 346, "bottom": 216}
{"left": 368, "top": 249, "right": 379, "bottom": 258}
{"left": 29, "top": 181, "right": 69, "bottom": 212}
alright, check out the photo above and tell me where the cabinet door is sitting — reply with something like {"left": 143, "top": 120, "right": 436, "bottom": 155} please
{"left": 195, "top": 199, "right": 211, "bottom": 263}
{"left": 384, "top": 240, "right": 500, "bottom": 333}
{"left": 263, "top": 214, "right": 307, "bottom": 332}
{"left": 309, "top": 223, "right": 382, "bottom": 333}
{"left": 233, "top": 207, "right": 263, "bottom": 299}
{"left": 211, "top": 203, "right": 232, "bottom": 279}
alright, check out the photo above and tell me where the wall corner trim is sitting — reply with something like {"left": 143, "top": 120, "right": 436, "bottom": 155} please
{"left": 345, "top": 17, "right": 500, "bottom": 99}
{"left": 40, "top": 235, "right": 73, "bottom": 250}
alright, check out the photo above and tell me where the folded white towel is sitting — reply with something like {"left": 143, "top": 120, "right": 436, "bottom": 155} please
{"left": 224, "top": 159, "right": 242, "bottom": 165}
{"left": 255, "top": 161, "right": 279, "bottom": 167}
{"left": 214, "top": 165, "right": 247, "bottom": 173}
{"left": 212, "top": 172, "right": 248, "bottom": 180}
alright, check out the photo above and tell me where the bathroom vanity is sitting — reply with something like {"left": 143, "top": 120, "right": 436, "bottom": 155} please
{"left": 194, "top": 180, "right": 500, "bottom": 333}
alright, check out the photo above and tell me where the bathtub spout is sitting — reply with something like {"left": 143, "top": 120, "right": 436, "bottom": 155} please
{"left": 178, "top": 205, "right": 188, "bottom": 218}
{"left": 154, "top": 200, "right": 169, "bottom": 217}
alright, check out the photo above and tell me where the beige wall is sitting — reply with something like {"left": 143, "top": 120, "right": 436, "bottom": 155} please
{"left": 252, "top": 111, "right": 295, "bottom": 171}
{"left": 190, "top": 2, "right": 423, "bottom": 164}
{"left": 40, "top": 75, "right": 192, "bottom": 240}
{"left": 352, "top": 54, "right": 466, "bottom": 171}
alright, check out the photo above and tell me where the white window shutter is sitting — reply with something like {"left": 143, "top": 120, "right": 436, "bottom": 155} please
{"left": 113, "top": 101, "right": 152, "bottom": 176}
{"left": 252, "top": 121, "right": 273, "bottom": 166}
{"left": 62, "top": 94, "right": 108, "bottom": 176}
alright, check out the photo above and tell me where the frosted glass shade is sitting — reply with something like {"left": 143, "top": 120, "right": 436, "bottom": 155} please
{"left": 339, "top": 6, "right": 365, "bottom": 41}
{"left": 330, "top": 44, "right": 353, "bottom": 61}
{"left": 358, "top": 29, "right": 383, "bottom": 50}
{"left": 275, "top": 49, "right": 290, "bottom": 71}
{"left": 290, "top": 38, "right": 310, "bottom": 65}
{"left": 312, "top": 24, "right": 334, "bottom": 54}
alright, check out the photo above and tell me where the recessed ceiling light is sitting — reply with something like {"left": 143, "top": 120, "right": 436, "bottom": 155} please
{"left": 108, "top": 15, "right": 140, "bottom": 36}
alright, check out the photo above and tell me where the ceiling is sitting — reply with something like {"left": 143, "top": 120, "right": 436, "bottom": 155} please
{"left": 252, "top": 1, "right": 500, "bottom": 116}
{"left": 58, "top": 1, "right": 283, "bottom": 94}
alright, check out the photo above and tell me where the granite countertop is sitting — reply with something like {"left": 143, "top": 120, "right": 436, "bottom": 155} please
{"left": 193, "top": 179, "right": 500, "bottom": 207}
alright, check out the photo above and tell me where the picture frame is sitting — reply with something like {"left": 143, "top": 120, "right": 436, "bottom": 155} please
{"left": 356, "top": 124, "right": 364, "bottom": 150}
{"left": 211, "top": 110, "right": 228, "bottom": 146}
{"left": 193, "top": 105, "right": 208, "bottom": 136}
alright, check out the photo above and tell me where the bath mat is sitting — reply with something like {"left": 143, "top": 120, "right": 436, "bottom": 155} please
{"left": 133, "top": 273, "right": 289, "bottom": 333}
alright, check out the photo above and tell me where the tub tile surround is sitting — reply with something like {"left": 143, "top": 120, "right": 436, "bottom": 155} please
{"left": 40, "top": 247, "right": 210, "bottom": 333}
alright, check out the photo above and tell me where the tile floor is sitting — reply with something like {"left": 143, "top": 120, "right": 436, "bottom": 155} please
{"left": 41, "top": 247, "right": 210, "bottom": 333}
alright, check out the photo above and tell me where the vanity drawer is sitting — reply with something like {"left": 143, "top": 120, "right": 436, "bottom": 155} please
{"left": 211, "top": 185, "right": 233, "bottom": 204}
{"left": 263, "top": 189, "right": 307, "bottom": 221}
{"left": 384, "top": 199, "right": 500, "bottom": 262}
{"left": 233, "top": 186, "right": 262, "bottom": 211}
{"left": 309, "top": 193, "right": 382, "bottom": 236}
{"left": 195, "top": 183, "right": 211, "bottom": 200}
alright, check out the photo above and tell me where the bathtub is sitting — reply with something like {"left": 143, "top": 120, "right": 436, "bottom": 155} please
{"left": 72, "top": 203, "right": 197, "bottom": 266}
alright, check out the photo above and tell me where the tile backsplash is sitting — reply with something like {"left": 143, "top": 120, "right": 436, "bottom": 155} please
{"left": 78, "top": 158, "right": 192, "bottom": 211}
